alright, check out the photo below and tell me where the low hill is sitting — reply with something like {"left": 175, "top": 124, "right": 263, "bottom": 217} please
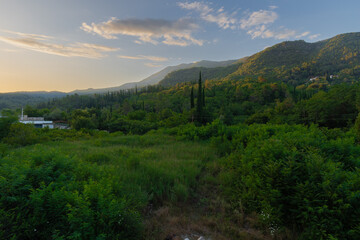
{"left": 0, "top": 91, "right": 66, "bottom": 110}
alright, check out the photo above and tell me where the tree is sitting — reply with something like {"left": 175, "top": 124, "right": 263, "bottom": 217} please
{"left": 4, "top": 123, "right": 39, "bottom": 146}
{"left": 0, "top": 116, "right": 16, "bottom": 140}
{"left": 355, "top": 113, "right": 360, "bottom": 141}
{"left": 202, "top": 87, "right": 205, "bottom": 107}
{"left": 122, "top": 99, "right": 133, "bottom": 115}
{"left": 196, "top": 71, "right": 203, "bottom": 121}
{"left": 190, "top": 86, "right": 195, "bottom": 109}
{"left": 46, "top": 108, "right": 64, "bottom": 120}
{"left": 71, "top": 116, "right": 96, "bottom": 130}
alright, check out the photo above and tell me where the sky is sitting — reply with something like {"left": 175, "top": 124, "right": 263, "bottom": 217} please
{"left": 0, "top": 0, "right": 359, "bottom": 93}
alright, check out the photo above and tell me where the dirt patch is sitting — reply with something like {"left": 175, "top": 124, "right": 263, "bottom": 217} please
{"left": 143, "top": 189, "right": 270, "bottom": 240}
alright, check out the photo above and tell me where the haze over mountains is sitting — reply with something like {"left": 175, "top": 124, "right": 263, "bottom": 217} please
{"left": 1, "top": 32, "right": 359, "bottom": 109}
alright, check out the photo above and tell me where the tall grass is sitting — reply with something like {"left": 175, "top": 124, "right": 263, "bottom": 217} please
{"left": 0, "top": 131, "right": 215, "bottom": 239}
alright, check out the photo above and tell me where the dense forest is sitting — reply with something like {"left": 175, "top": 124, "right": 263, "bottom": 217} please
{"left": 1, "top": 32, "right": 360, "bottom": 239}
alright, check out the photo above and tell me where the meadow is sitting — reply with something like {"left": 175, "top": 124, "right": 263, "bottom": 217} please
{"left": 0, "top": 130, "right": 218, "bottom": 240}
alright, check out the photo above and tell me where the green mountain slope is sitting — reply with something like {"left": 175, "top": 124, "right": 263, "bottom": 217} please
{"left": 229, "top": 32, "right": 360, "bottom": 82}
{"left": 159, "top": 62, "right": 241, "bottom": 87}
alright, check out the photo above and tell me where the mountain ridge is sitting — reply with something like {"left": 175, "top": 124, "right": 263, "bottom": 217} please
{"left": 67, "top": 59, "right": 238, "bottom": 95}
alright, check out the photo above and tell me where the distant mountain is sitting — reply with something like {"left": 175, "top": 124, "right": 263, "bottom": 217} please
{"left": 0, "top": 91, "right": 66, "bottom": 109}
{"left": 0, "top": 60, "right": 239, "bottom": 108}
{"left": 119, "top": 59, "right": 238, "bottom": 88}
{"left": 68, "top": 59, "right": 238, "bottom": 95}
{"left": 159, "top": 58, "right": 248, "bottom": 87}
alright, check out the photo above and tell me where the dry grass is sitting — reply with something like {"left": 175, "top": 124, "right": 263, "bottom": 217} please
{"left": 143, "top": 185, "right": 271, "bottom": 240}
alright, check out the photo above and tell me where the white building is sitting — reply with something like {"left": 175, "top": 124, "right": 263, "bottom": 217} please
{"left": 19, "top": 109, "right": 54, "bottom": 129}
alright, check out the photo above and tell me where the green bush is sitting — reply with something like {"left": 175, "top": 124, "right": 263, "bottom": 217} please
{"left": 126, "top": 156, "right": 140, "bottom": 170}
{"left": 177, "top": 119, "right": 228, "bottom": 140}
{"left": 71, "top": 116, "right": 97, "bottom": 130}
{"left": 0, "top": 148, "right": 142, "bottom": 240}
{"left": 84, "top": 153, "right": 111, "bottom": 164}
{"left": 171, "top": 182, "right": 189, "bottom": 202}
{"left": 4, "top": 123, "right": 39, "bottom": 146}
{"left": 108, "top": 118, "right": 157, "bottom": 135}
{"left": 0, "top": 143, "right": 10, "bottom": 157}
{"left": 0, "top": 116, "right": 16, "bottom": 140}
{"left": 219, "top": 124, "right": 360, "bottom": 239}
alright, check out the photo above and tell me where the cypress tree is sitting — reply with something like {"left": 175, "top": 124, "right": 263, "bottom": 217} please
{"left": 202, "top": 87, "right": 205, "bottom": 107}
{"left": 190, "top": 86, "right": 195, "bottom": 109}
{"left": 196, "top": 71, "right": 203, "bottom": 122}
{"left": 197, "top": 72, "right": 202, "bottom": 111}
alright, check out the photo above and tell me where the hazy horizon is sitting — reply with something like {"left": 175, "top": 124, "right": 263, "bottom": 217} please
{"left": 1, "top": 0, "right": 359, "bottom": 93}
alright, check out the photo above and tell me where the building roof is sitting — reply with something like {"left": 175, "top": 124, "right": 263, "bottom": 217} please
{"left": 20, "top": 120, "right": 53, "bottom": 124}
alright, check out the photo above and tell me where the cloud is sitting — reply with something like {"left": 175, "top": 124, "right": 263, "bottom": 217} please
{"left": 247, "top": 25, "right": 274, "bottom": 39}
{"left": 240, "top": 10, "right": 278, "bottom": 29}
{"left": 177, "top": 1, "right": 237, "bottom": 29}
{"left": 81, "top": 17, "right": 203, "bottom": 46}
{"left": 239, "top": 8, "right": 318, "bottom": 41}
{"left": 178, "top": 2, "right": 307, "bottom": 41}
{"left": 1, "top": 29, "right": 53, "bottom": 40}
{"left": 309, "top": 34, "right": 321, "bottom": 40}
{"left": 296, "top": 31, "right": 310, "bottom": 38}
{"left": 247, "top": 25, "right": 298, "bottom": 40}
{"left": 118, "top": 55, "right": 168, "bottom": 62}
{"left": 177, "top": 2, "right": 319, "bottom": 42}
{"left": 0, "top": 30, "right": 118, "bottom": 58}
{"left": 274, "top": 29, "right": 297, "bottom": 39}
{"left": 145, "top": 63, "right": 162, "bottom": 68}
{"left": 0, "top": 33, "right": 118, "bottom": 58}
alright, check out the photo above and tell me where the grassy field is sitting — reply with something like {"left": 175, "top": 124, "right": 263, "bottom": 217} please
{"left": 0, "top": 131, "right": 222, "bottom": 239}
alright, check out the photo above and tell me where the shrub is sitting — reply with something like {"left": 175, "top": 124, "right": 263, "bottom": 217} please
{"left": 171, "top": 182, "right": 189, "bottom": 202}
{"left": 71, "top": 116, "right": 96, "bottom": 130}
{"left": 84, "top": 153, "right": 111, "bottom": 164}
{"left": 4, "top": 123, "right": 39, "bottom": 146}
{"left": 0, "top": 116, "right": 16, "bottom": 140}
{"left": 108, "top": 118, "right": 157, "bottom": 135}
{"left": 126, "top": 156, "right": 140, "bottom": 170}
{"left": 219, "top": 124, "right": 360, "bottom": 239}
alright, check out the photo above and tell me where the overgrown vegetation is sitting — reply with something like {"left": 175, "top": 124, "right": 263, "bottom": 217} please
{"left": 174, "top": 121, "right": 360, "bottom": 239}
{"left": 0, "top": 131, "right": 216, "bottom": 239}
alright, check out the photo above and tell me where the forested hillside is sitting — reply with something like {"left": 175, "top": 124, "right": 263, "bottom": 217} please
{"left": 229, "top": 32, "right": 360, "bottom": 83}
{"left": 159, "top": 63, "right": 240, "bottom": 87}
{"left": 0, "top": 92, "right": 66, "bottom": 110}
{"left": 146, "top": 33, "right": 360, "bottom": 88}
